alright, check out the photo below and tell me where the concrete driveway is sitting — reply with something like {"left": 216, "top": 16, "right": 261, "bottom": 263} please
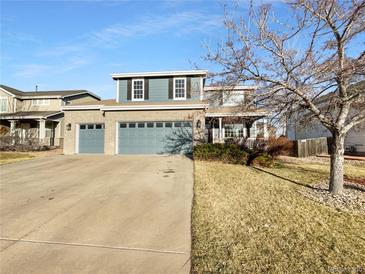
{"left": 0, "top": 155, "right": 193, "bottom": 274}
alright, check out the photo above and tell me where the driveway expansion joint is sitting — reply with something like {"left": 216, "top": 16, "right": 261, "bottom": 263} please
{"left": 0, "top": 238, "right": 187, "bottom": 255}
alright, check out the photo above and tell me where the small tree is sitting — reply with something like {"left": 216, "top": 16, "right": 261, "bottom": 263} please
{"left": 205, "top": 0, "right": 365, "bottom": 194}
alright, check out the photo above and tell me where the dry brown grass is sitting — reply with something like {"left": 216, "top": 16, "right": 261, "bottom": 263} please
{"left": 0, "top": 149, "right": 62, "bottom": 165}
{"left": 191, "top": 160, "right": 365, "bottom": 273}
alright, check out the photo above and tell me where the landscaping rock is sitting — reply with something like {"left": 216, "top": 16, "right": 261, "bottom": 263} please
{"left": 300, "top": 180, "right": 365, "bottom": 214}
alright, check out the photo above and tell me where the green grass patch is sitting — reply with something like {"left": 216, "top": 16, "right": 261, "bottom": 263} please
{"left": 192, "top": 160, "right": 365, "bottom": 273}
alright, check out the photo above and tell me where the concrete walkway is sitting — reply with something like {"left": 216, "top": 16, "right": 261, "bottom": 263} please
{"left": 0, "top": 155, "right": 194, "bottom": 274}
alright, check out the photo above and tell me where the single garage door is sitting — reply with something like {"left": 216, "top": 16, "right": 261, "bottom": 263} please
{"left": 78, "top": 124, "right": 105, "bottom": 154}
{"left": 118, "top": 121, "right": 193, "bottom": 154}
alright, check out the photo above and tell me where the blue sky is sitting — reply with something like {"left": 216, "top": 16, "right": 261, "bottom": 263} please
{"left": 1, "top": 1, "right": 363, "bottom": 99}
{"left": 1, "top": 0, "right": 231, "bottom": 98}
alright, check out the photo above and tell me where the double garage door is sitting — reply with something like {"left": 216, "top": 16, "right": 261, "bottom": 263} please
{"left": 78, "top": 121, "right": 192, "bottom": 154}
{"left": 118, "top": 121, "right": 192, "bottom": 154}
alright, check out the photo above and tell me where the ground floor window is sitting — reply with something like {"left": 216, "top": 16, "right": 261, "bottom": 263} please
{"left": 224, "top": 124, "right": 245, "bottom": 138}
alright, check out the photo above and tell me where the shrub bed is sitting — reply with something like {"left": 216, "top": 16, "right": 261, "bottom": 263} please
{"left": 194, "top": 143, "right": 248, "bottom": 165}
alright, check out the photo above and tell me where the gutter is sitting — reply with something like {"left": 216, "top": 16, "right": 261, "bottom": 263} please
{"left": 61, "top": 103, "right": 208, "bottom": 111}
{"left": 101, "top": 104, "right": 208, "bottom": 111}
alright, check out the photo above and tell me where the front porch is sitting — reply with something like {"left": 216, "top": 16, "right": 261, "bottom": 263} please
{"left": 205, "top": 108, "right": 268, "bottom": 145}
{"left": 0, "top": 111, "right": 64, "bottom": 147}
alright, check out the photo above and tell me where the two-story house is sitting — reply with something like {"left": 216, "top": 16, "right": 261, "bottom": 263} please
{"left": 0, "top": 85, "right": 100, "bottom": 146}
{"left": 61, "top": 70, "right": 268, "bottom": 155}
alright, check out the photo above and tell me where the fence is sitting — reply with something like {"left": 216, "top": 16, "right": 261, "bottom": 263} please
{"left": 294, "top": 137, "right": 331, "bottom": 157}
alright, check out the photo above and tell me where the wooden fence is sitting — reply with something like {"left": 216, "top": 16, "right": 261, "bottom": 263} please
{"left": 294, "top": 137, "right": 331, "bottom": 157}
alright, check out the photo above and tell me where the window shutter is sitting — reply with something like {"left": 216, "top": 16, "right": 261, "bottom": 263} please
{"left": 168, "top": 78, "right": 173, "bottom": 99}
{"left": 186, "top": 77, "right": 191, "bottom": 99}
{"left": 127, "top": 79, "right": 132, "bottom": 100}
{"left": 144, "top": 79, "right": 149, "bottom": 100}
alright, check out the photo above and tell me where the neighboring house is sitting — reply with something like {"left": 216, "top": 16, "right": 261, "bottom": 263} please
{"left": 286, "top": 81, "right": 365, "bottom": 156}
{"left": 61, "top": 70, "right": 268, "bottom": 155}
{"left": 0, "top": 85, "right": 101, "bottom": 146}
{"left": 204, "top": 85, "right": 268, "bottom": 144}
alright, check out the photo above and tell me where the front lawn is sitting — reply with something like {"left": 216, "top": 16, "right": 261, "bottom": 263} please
{"left": 192, "top": 159, "right": 365, "bottom": 273}
{"left": 0, "top": 149, "right": 62, "bottom": 165}
{"left": 0, "top": 152, "right": 35, "bottom": 165}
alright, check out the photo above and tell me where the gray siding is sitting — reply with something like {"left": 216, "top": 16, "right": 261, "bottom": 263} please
{"left": 190, "top": 77, "right": 201, "bottom": 100}
{"left": 117, "top": 77, "right": 202, "bottom": 102}
{"left": 149, "top": 78, "right": 169, "bottom": 101}
{"left": 118, "top": 80, "right": 128, "bottom": 102}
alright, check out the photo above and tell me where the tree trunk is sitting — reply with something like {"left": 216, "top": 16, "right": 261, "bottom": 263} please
{"left": 329, "top": 133, "right": 345, "bottom": 194}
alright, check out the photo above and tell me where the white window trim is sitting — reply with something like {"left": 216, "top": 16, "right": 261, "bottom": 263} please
{"left": 132, "top": 79, "right": 144, "bottom": 101}
{"left": 173, "top": 77, "right": 186, "bottom": 100}
{"left": 0, "top": 97, "right": 9, "bottom": 113}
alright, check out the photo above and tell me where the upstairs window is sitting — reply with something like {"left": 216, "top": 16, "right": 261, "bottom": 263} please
{"left": 32, "top": 99, "right": 50, "bottom": 106}
{"left": 132, "top": 79, "right": 144, "bottom": 101}
{"left": 223, "top": 91, "right": 245, "bottom": 106}
{"left": 174, "top": 78, "right": 186, "bottom": 100}
{"left": 0, "top": 97, "right": 8, "bottom": 113}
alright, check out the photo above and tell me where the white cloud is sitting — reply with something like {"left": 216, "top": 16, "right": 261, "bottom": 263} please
{"left": 14, "top": 64, "right": 52, "bottom": 77}
{"left": 36, "top": 11, "right": 222, "bottom": 57}
{"left": 88, "top": 11, "right": 221, "bottom": 46}
{"left": 18, "top": 10, "right": 222, "bottom": 78}
{"left": 14, "top": 57, "right": 93, "bottom": 78}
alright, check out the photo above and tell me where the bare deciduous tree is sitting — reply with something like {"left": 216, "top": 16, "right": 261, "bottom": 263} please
{"left": 205, "top": 0, "right": 365, "bottom": 194}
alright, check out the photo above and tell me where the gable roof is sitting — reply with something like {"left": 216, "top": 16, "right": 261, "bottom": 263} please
{"left": 0, "top": 85, "right": 101, "bottom": 100}
{"left": 0, "top": 85, "right": 25, "bottom": 96}
{"left": 24, "top": 90, "right": 90, "bottom": 96}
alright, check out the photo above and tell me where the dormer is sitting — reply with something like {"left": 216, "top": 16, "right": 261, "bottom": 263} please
{"left": 111, "top": 70, "right": 208, "bottom": 103}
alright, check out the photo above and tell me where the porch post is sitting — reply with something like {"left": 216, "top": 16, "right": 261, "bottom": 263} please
{"left": 10, "top": 120, "right": 16, "bottom": 136}
{"left": 218, "top": 117, "right": 222, "bottom": 142}
{"left": 243, "top": 121, "right": 247, "bottom": 138}
{"left": 39, "top": 119, "right": 46, "bottom": 141}
{"left": 263, "top": 118, "right": 269, "bottom": 140}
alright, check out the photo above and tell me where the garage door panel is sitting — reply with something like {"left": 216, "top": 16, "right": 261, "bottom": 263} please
{"left": 118, "top": 121, "right": 192, "bottom": 155}
{"left": 79, "top": 124, "right": 104, "bottom": 154}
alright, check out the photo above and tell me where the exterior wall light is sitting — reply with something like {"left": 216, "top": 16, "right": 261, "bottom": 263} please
{"left": 66, "top": 123, "right": 72, "bottom": 131}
